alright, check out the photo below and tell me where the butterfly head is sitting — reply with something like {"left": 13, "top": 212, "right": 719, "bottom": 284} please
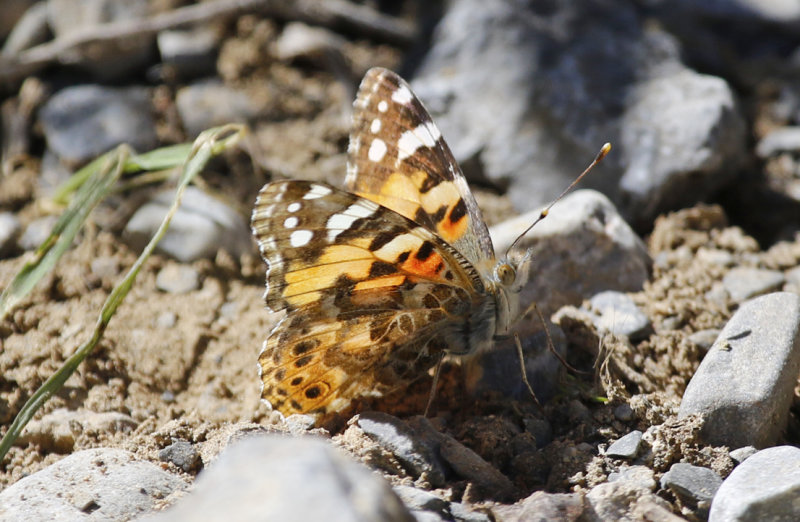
{"left": 490, "top": 250, "right": 533, "bottom": 337}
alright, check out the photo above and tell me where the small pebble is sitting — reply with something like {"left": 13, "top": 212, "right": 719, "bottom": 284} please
{"left": 605, "top": 430, "right": 643, "bottom": 459}
{"left": 155, "top": 311, "right": 177, "bottom": 329}
{"left": 155, "top": 264, "right": 200, "bottom": 294}
{"left": 729, "top": 446, "right": 757, "bottom": 464}
{"left": 722, "top": 267, "right": 785, "bottom": 302}
{"left": 158, "top": 440, "right": 201, "bottom": 473}
{"left": 589, "top": 291, "right": 652, "bottom": 340}
{"left": 0, "top": 211, "right": 21, "bottom": 256}
{"left": 613, "top": 403, "right": 634, "bottom": 422}
{"left": 18, "top": 215, "right": 57, "bottom": 251}
{"left": 688, "top": 329, "right": 720, "bottom": 353}
{"left": 660, "top": 463, "right": 722, "bottom": 517}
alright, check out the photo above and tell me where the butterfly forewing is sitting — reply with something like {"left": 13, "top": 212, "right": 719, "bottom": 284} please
{"left": 251, "top": 180, "right": 484, "bottom": 312}
{"left": 346, "top": 67, "right": 495, "bottom": 267}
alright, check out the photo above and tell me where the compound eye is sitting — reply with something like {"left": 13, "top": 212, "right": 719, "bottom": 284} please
{"left": 496, "top": 263, "right": 516, "bottom": 286}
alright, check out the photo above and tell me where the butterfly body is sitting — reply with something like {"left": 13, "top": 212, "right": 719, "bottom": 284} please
{"left": 251, "top": 68, "right": 529, "bottom": 418}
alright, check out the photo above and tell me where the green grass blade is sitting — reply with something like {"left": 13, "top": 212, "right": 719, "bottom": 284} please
{"left": 0, "top": 124, "right": 246, "bottom": 463}
{"left": 0, "top": 146, "right": 131, "bottom": 323}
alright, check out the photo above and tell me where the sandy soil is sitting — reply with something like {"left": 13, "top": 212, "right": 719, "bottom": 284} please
{"left": 1, "top": 13, "right": 799, "bottom": 516}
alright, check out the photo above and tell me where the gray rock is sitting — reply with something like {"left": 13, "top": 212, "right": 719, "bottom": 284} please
{"left": 688, "top": 329, "right": 721, "bottom": 353}
{"left": 618, "top": 70, "right": 745, "bottom": 227}
{"left": 696, "top": 247, "right": 735, "bottom": 267}
{"left": 38, "top": 148, "right": 73, "bottom": 196}
{"left": 567, "top": 400, "right": 593, "bottom": 425}
{"left": 728, "top": 446, "right": 757, "bottom": 465}
{"left": 585, "top": 479, "right": 682, "bottom": 522}
{"left": 148, "top": 435, "right": 413, "bottom": 522}
{"left": 710, "top": 445, "right": 800, "bottom": 522}
{"left": 392, "top": 486, "right": 450, "bottom": 519}
{"left": 155, "top": 311, "right": 177, "bottom": 329}
{"left": 756, "top": 126, "right": 800, "bottom": 157}
{"left": 157, "top": 26, "right": 219, "bottom": 79}
{"left": 523, "top": 417, "right": 553, "bottom": 449}
{"left": 607, "top": 465, "right": 656, "bottom": 490}
{"left": 605, "top": 430, "right": 643, "bottom": 459}
{"left": 613, "top": 403, "right": 634, "bottom": 422}
{"left": 490, "top": 190, "right": 651, "bottom": 316}
{"left": 155, "top": 264, "right": 200, "bottom": 294}
{"left": 660, "top": 463, "right": 722, "bottom": 516}
{"left": 39, "top": 85, "right": 158, "bottom": 164}
{"left": 661, "top": 0, "right": 800, "bottom": 25}
{"left": 274, "top": 22, "right": 346, "bottom": 63}
{"left": 124, "top": 186, "right": 251, "bottom": 262}
{"left": 89, "top": 256, "right": 119, "bottom": 279}
{"left": 786, "top": 264, "right": 800, "bottom": 283}
{"left": 0, "top": 211, "right": 21, "bottom": 256}
{"left": 356, "top": 412, "right": 446, "bottom": 487}
{"left": 0, "top": 447, "right": 188, "bottom": 520}
{"left": 1, "top": 1, "right": 48, "bottom": 55}
{"left": 448, "top": 502, "right": 491, "bottom": 522}
{"left": 17, "top": 408, "right": 138, "bottom": 453}
{"left": 46, "top": 0, "right": 152, "bottom": 79}
{"left": 411, "top": 0, "right": 745, "bottom": 227}
{"left": 589, "top": 291, "right": 652, "bottom": 340}
{"left": 679, "top": 292, "right": 800, "bottom": 448}
{"left": 493, "top": 491, "right": 584, "bottom": 522}
{"left": 722, "top": 267, "right": 786, "bottom": 302}
{"left": 405, "top": 416, "right": 515, "bottom": 501}
{"left": 437, "top": 432, "right": 515, "bottom": 501}
{"left": 18, "top": 215, "right": 57, "bottom": 251}
{"left": 158, "top": 440, "right": 201, "bottom": 473}
{"left": 176, "top": 81, "right": 261, "bottom": 138}
{"left": 283, "top": 414, "right": 317, "bottom": 434}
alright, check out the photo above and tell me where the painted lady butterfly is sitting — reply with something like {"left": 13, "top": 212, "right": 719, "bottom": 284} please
{"left": 252, "top": 68, "right": 553, "bottom": 420}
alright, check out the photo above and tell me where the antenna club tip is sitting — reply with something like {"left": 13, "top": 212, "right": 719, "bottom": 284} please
{"left": 598, "top": 142, "right": 612, "bottom": 159}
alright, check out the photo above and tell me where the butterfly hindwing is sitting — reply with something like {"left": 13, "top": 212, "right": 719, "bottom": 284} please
{"left": 259, "top": 297, "right": 454, "bottom": 416}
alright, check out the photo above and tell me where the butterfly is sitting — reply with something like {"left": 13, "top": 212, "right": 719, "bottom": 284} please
{"left": 251, "top": 67, "right": 534, "bottom": 420}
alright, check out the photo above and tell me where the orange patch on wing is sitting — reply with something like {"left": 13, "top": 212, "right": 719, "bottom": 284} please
{"left": 401, "top": 250, "right": 445, "bottom": 278}
{"left": 437, "top": 206, "right": 468, "bottom": 243}
{"left": 353, "top": 274, "right": 406, "bottom": 291}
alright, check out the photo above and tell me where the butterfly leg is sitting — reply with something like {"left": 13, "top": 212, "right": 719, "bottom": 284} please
{"left": 514, "top": 332, "right": 542, "bottom": 410}
{"left": 424, "top": 351, "right": 446, "bottom": 417}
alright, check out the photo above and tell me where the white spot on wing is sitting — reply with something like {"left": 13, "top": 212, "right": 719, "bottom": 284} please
{"left": 326, "top": 202, "right": 377, "bottom": 242}
{"left": 397, "top": 122, "right": 441, "bottom": 162}
{"left": 368, "top": 138, "right": 387, "bottom": 162}
{"left": 289, "top": 230, "right": 313, "bottom": 247}
{"left": 303, "top": 184, "right": 332, "bottom": 200}
{"left": 391, "top": 85, "right": 413, "bottom": 105}
{"left": 287, "top": 202, "right": 301, "bottom": 212}
{"left": 283, "top": 216, "right": 298, "bottom": 229}
{"left": 370, "top": 118, "right": 381, "bottom": 133}
{"left": 377, "top": 100, "right": 388, "bottom": 113}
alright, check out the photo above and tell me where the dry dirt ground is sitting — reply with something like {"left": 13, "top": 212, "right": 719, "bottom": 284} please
{"left": 1, "top": 15, "right": 799, "bottom": 515}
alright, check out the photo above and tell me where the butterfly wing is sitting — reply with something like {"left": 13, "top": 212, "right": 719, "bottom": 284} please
{"left": 259, "top": 298, "right": 449, "bottom": 416}
{"left": 251, "top": 179, "right": 487, "bottom": 416}
{"left": 346, "top": 67, "right": 495, "bottom": 267}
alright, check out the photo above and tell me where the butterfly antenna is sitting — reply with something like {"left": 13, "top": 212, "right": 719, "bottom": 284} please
{"left": 505, "top": 143, "right": 611, "bottom": 258}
